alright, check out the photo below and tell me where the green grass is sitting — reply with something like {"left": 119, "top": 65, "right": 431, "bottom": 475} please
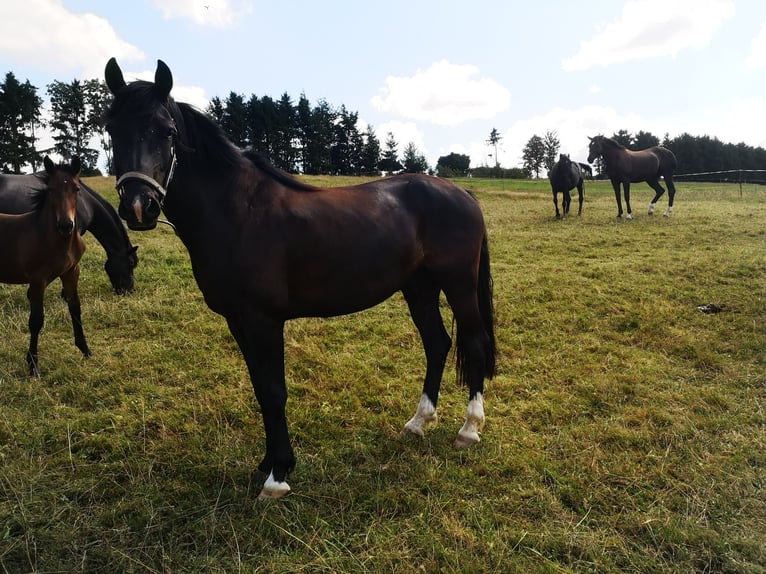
{"left": 1, "top": 176, "right": 764, "bottom": 573}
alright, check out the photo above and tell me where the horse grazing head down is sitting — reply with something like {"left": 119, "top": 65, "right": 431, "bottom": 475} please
{"left": 44, "top": 156, "right": 81, "bottom": 237}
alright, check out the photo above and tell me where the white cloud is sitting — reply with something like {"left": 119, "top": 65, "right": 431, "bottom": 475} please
{"left": 563, "top": 0, "right": 735, "bottom": 71}
{"left": 746, "top": 22, "right": 766, "bottom": 69}
{"left": 0, "top": 0, "right": 144, "bottom": 79}
{"left": 149, "top": 0, "right": 253, "bottom": 28}
{"left": 371, "top": 60, "right": 511, "bottom": 126}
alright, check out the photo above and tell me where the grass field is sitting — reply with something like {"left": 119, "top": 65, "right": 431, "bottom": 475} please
{"left": 0, "top": 176, "right": 764, "bottom": 573}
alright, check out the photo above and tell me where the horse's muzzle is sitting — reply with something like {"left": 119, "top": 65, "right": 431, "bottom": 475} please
{"left": 57, "top": 219, "right": 75, "bottom": 237}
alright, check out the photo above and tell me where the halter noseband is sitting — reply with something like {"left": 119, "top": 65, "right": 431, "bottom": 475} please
{"left": 114, "top": 144, "right": 177, "bottom": 210}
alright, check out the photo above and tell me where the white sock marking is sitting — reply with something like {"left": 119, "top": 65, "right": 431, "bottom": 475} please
{"left": 403, "top": 394, "right": 437, "bottom": 436}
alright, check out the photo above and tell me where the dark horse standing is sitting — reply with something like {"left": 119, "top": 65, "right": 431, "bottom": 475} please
{"left": 0, "top": 173, "right": 139, "bottom": 294}
{"left": 104, "top": 58, "right": 496, "bottom": 499}
{"left": 587, "top": 135, "right": 677, "bottom": 219}
{"left": 548, "top": 154, "right": 584, "bottom": 218}
{"left": 0, "top": 157, "right": 91, "bottom": 376}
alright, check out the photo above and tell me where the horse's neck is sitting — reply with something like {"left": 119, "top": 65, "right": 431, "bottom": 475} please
{"left": 82, "top": 189, "right": 129, "bottom": 253}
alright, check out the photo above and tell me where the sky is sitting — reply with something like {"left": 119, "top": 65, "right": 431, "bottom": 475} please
{"left": 2, "top": 0, "right": 766, "bottom": 173}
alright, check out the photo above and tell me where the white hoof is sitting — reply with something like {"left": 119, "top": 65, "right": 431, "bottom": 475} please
{"left": 454, "top": 393, "right": 485, "bottom": 449}
{"left": 454, "top": 429, "right": 480, "bottom": 449}
{"left": 258, "top": 472, "right": 291, "bottom": 500}
{"left": 648, "top": 203, "right": 655, "bottom": 215}
{"left": 663, "top": 207, "right": 673, "bottom": 217}
{"left": 626, "top": 213, "right": 633, "bottom": 220}
{"left": 402, "top": 394, "right": 437, "bottom": 437}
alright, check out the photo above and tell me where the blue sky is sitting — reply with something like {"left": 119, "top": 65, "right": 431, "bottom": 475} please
{"left": 2, "top": 0, "right": 766, "bottom": 172}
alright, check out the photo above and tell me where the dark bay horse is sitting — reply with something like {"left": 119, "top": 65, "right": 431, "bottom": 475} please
{"left": 548, "top": 154, "right": 584, "bottom": 218}
{"left": 104, "top": 58, "right": 496, "bottom": 499}
{"left": 0, "top": 173, "right": 138, "bottom": 294}
{"left": 0, "top": 157, "right": 91, "bottom": 376}
{"left": 587, "top": 135, "right": 677, "bottom": 218}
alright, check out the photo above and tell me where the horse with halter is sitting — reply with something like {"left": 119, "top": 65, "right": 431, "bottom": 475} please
{"left": 587, "top": 135, "right": 677, "bottom": 219}
{"left": 0, "top": 157, "right": 91, "bottom": 376}
{"left": 104, "top": 58, "right": 496, "bottom": 499}
{"left": 548, "top": 154, "right": 584, "bottom": 219}
{"left": 0, "top": 174, "right": 139, "bottom": 294}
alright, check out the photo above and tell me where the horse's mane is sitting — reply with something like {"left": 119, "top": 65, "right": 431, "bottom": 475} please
{"left": 175, "top": 101, "right": 319, "bottom": 192}
{"left": 597, "top": 136, "right": 625, "bottom": 150}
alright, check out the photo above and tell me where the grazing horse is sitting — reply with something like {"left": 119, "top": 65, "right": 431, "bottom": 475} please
{"left": 0, "top": 157, "right": 91, "bottom": 376}
{"left": 578, "top": 162, "right": 593, "bottom": 180}
{"left": 587, "top": 135, "right": 677, "bottom": 219}
{"left": 548, "top": 154, "right": 584, "bottom": 218}
{"left": 0, "top": 173, "right": 139, "bottom": 294}
{"left": 104, "top": 58, "right": 496, "bottom": 499}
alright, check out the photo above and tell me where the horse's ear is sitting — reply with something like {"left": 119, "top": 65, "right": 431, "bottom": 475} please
{"left": 105, "top": 57, "right": 126, "bottom": 94}
{"left": 587, "top": 136, "right": 593, "bottom": 142}
{"left": 71, "top": 156, "right": 81, "bottom": 176}
{"left": 154, "top": 60, "right": 173, "bottom": 100}
{"left": 43, "top": 156, "right": 54, "bottom": 174}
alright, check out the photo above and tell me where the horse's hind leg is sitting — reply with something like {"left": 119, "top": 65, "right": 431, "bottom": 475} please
{"left": 26, "top": 282, "right": 45, "bottom": 376}
{"left": 563, "top": 190, "right": 571, "bottom": 217}
{"left": 664, "top": 176, "right": 676, "bottom": 216}
{"left": 647, "top": 179, "right": 666, "bottom": 216}
{"left": 442, "top": 280, "right": 489, "bottom": 449}
{"left": 61, "top": 265, "right": 91, "bottom": 358}
{"left": 401, "top": 273, "right": 451, "bottom": 437}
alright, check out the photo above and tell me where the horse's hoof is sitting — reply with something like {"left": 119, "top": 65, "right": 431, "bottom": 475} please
{"left": 454, "top": 430, "right": 480, "bottom": 449}
{"left": 257, "top": 472, "right": 291, "bottom": 500}
{"left": 401, "top": 424, "right": 425, "bottom": 438}
{"left": 626, "top": 213, "right": 633, "bottom": 221}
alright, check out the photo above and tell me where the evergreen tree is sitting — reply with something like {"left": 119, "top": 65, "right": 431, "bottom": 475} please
{"left": 359, "top": 125, "right": 381, "bottom": 176}
{"left": 274, "top": 92, "right": 297, "bottom": 172}
{"left": 378, "top": 132, "right": 402, "bottom": 174}
{"left": 401, "top": 142, "right": 428, "bottom": 174}
{"left": 0, "top": 72, "right": 42, "bottom": 173}
{"left": 436, "top": 152, "right": 470, "bottom": 177}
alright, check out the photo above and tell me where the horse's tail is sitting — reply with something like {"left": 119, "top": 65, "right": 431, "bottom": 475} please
{"left": 478, "top": 233, "right": 496, "bottom": 379}
{"left": 456, "top": 233, "right": 496, "bottom": 385}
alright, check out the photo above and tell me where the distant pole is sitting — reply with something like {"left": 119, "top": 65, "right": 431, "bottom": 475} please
{"left": 739, "top": 169, "right": 743, "bottom": 197}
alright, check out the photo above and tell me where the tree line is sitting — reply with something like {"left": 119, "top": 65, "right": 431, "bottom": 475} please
{"left": 2, "top": 69, "right": 765, "bottom": 179}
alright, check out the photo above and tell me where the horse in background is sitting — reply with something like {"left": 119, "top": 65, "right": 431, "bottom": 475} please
{"left": 578, "top": 162, "right": 593, "bottom": 179}
{"left": 548, "top": 154, "right": 584, "bottom": 218}
{"left": 587, "top": 135, "right": 677, "bottom": 219}
{"left": 0, "top": 157, "right": 91, "bottom": 376}
{"left": 0, "top": 173, "right": 138, "bottom": 294}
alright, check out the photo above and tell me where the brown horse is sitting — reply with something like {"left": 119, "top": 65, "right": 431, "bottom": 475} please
{"left": 548, "top": 154, "right": 584, "bottom": 218}
{"left": 104, "top": 58, "right": 496, "bottom": 498}
{"left": 0, "top": 157, "right": 91, "bottom": 376}
{"left": 587, "top": 135, "right": 677, "bottom": 218}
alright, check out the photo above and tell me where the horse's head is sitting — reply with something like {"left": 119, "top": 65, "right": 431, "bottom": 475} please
{"left": 587, "top": 136, "right": 603, "bottom": 163}
{"left": 105, "top": 58, "right": 177, "bottom": 231}
{"left": 558, "top": 153, "right": 571, "bottom": 167}
{"left": 44, "top": 156, "right": 81, "bottom": 237}
{"left": 104, "top": 245, "right": 139, "bottom": 295}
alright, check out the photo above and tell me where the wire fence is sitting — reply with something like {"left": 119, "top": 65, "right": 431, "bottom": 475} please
{"left": 673, "top": 169, "right": 766, "bottom": 195}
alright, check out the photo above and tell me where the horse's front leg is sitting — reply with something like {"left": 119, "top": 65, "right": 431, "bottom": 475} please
{"left": 60, "top": 265, "right": 91, "bottom": 358}
{"left": 26, "top": 282, "right": 46, "bottom": 376}
{"left": 611, "top": 180, "right": 624, "bottom": 218}
{"left": 623, "top": 181, "right": 632, "bottom": 219}
{"left": 563, "top": 190, "right": 571, "bottom": 216}
{"left": 552, "top": 192, "right": 561, "bottom": 219}
{"left": 227, "top": 316, "right": 295, "bottom": 499}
